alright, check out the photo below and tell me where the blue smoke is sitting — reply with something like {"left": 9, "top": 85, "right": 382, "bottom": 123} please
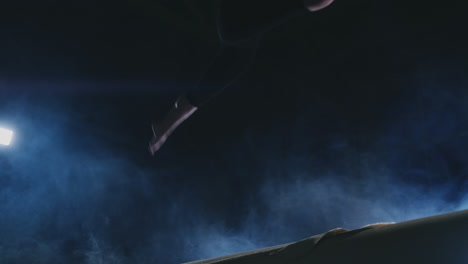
{"left": 0, "top": 78, "right": 468, "bottom": 264}
{"left": 0, "top": 94, "right": 166, "bottom": 263}
{"left": 184, "top": 81, "right": 468, "bottom": 260}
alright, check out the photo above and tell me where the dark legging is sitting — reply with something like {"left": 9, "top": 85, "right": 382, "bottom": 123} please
{"left": 186, "top": 0, "right": 308, "bottom": 106}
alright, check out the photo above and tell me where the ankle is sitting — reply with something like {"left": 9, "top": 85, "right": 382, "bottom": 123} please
{"left": 175, "top": 94, "right": 197, "bottom": 111}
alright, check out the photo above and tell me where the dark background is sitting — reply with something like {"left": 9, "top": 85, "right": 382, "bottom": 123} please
{"left": 1, "top": 0, "right": 468, "bottom": 263}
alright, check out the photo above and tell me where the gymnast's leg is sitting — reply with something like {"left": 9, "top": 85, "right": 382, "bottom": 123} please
{"left": 149, "top": 0, "right": 335, "bottom": 154}
{"left": 186, "top": 0, "right": 336, "bottom": 106}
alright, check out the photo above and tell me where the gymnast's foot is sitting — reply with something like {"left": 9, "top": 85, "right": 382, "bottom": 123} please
{"left": 304, "top": 0, "right": 335, "bottom": 12}
{"left": 149, "top": 95, "right": 198, "bottom": 155}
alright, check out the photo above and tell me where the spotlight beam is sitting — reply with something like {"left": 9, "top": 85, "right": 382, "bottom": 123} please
{"left": 0, "top": 128, "right": 14, "bottom": 146}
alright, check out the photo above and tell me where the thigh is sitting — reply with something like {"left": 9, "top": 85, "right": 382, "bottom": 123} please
{"left": 217, "top": 0, "right": 305, "bottom": 44}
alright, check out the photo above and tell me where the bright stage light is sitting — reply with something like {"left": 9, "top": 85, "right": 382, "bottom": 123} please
{"left": 0, "top": 128, "right": 13, "bottom": 146}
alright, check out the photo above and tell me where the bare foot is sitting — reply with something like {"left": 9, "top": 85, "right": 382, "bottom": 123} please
{"left": 304, "top": 0, "right": 335, "bottom": 12}
{"left": 149, "top": 95, "right": 198, "bottom": 155}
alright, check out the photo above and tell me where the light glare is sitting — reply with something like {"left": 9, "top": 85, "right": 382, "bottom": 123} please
{"left": 0, "top": 128, "right": 13, "bottom": 146}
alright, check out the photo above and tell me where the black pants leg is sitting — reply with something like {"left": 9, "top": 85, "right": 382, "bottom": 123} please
{"left": 217, "top": 0, "right": 307, "bottom": 45}
{"left": 186, "top": 0, "right": 307, "bottom": 107}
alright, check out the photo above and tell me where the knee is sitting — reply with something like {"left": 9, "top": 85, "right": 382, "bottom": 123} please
{"left": 217, "top": 22, "right": 258, "bottom": 46}
{"left": 216, "top": 7, "right": 259, "bottom": 45}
